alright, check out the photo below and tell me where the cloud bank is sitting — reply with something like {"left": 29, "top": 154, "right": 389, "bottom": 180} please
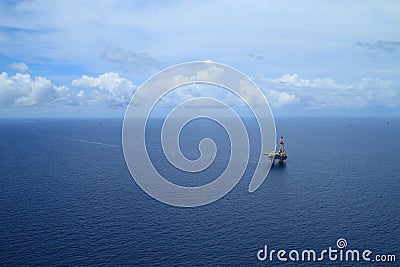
{"left": 0, "top": 72, "right": 71, "bottom": 107}
{"left": 259, "top": 74, "right": 399, "bottom": 110}
{"left": 1, "top": 64, "right": 398, "bottom": 115}
{"left": 0, "top": 71, "right": 135, "bottom": 109}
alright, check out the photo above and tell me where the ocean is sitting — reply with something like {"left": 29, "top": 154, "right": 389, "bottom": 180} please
{"left": 0, "top": 117, "right": 399, "bottom": 266}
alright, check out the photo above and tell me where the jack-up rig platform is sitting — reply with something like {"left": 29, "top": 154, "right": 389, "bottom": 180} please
{"left": 263, "top": 136, "right": 287, "bottom": 165}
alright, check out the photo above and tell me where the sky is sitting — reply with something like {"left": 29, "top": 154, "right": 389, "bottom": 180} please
{"left": 0, "top": 0, "right": 399, "bottom": 117}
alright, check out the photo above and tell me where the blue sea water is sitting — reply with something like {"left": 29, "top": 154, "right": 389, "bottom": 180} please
{"left": 0, "top": 117, "right": 399, "bottom": 266}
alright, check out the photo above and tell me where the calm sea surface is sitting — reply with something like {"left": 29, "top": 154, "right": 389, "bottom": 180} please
{"left": 0, "top": 117, "right": 399, "bottom": 266}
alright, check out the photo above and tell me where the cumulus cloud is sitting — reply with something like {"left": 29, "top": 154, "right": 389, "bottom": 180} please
{"left": 165, "top": 73, "right": 399, "bottom": 111}
{"left": 127, "top": 63, "right": 399, "bottom": 112}
{"left": 9, "top": 62, "right": 29, "bottom": 73}
{"left": 357, "top": 41, "right": 400, "bottom": 53}
{"left": 259, "top": 74, "right": 399, "bottom": 109}
{"left": 266, "top": 90, "right": 297, "bottom": 108}
{"left": 71, "top": 72, "right": 136, "bottom": 108}
{"left": 156, "top": 64, "right": 269, "bottom": 108}
{"left": 0, "top": 71, "right": 136, "bottom": 109}
{"left": 0, "top": 69, "right": 398, "bottom": 114}
{"left": 160, "top": 83, "right": 251, "bottom": 109}
{"left": 0, "top": 72, "right": 72, "bottom": 107}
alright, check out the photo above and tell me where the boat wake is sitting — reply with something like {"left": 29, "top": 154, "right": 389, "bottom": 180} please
{"left": 55, "top": 136, "right": 121, "bottom": 148}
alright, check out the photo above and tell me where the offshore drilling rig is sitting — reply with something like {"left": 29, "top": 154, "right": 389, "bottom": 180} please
{"left": 264, "top": 136, "right": 287, "bottom": 165}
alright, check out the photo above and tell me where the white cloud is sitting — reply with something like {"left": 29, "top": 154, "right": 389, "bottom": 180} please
{"left": 159, "top": 84, "right": 231, "bottom": 108}
{"left": 266, "top": 90, "right": 297, "bottom": 108}
{"left": 0, "top": 71, "right": 136, "bottom": 109}
{"left": 9, "top": 62, "right": 29, "bottom": 73}
{"left": 259, "top": 74, "right": 399, "bottom": 109}
{"left": 273, "top": 74, "right": 312, "bottom": 88}
{"left": 0, "top": 72, "right": 72, "bottom": 107}
{"left": 157, "top": 65, "right": 267, "bottom": 108}
{"left": 0, "top": 69, "right": 398, "bottom": 114}
{"left": 71, "top": 72, "right": 136, "bottom": 108}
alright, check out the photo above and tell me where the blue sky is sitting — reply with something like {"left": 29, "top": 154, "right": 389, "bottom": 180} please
{"left": 0, "top": 0, "right": 399, "bottom": 117}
